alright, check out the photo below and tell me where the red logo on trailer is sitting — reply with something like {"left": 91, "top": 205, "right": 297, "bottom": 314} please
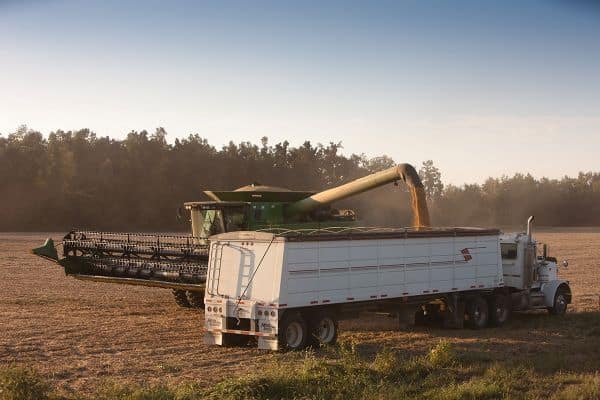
{"left": 461, "top": 248, "right": 473, "bottom": 261}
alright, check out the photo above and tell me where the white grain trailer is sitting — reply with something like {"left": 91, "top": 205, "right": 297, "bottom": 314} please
{"left": 204, "top": 227, "right": 523, "bottom": 350}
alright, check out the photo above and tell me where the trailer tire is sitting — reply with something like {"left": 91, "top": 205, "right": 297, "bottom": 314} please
{"left": 172, "top": 290, "right": 191, "bottom": 308}
{"left": 278, "top": 312, "right": 309, "bottom": 351}
{"left": 466, "top": 296, "right": 489, "bottom": 329}
{"left": 488, "top": 293, "right": 510, "bottom": 327}
{"left": 549, "top": 286, "right": 569, "bottom": 315}
{"left": 309, "top": 312, "right": 338, "bottom": 346}
{"left": 186, "top": 290, "right": 205, "bottom": 309}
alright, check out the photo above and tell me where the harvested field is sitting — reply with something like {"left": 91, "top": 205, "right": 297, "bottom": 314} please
{"left": 1, "top": 231, "right": 599, "bottom": 398}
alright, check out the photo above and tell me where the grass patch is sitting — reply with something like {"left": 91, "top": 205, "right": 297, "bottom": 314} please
{"left": 203, "top": 340, "right": 462, "bottom": 400}
{"left": 0, "top": 365, "right": 50, "bottom": 400}
{"left": 2, "top": 339, "right": 599, "bottom": 400}
{"left": 552, "top": 374, "right": 600, "bottom": 400}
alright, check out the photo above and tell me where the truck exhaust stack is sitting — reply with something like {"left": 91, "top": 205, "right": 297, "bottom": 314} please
{"left": 527, "top": 215, "right": 534, "bottom": 239}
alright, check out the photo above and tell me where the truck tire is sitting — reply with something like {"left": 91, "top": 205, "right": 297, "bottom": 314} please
{"left": 466, "top": 296, "right": 489, "bottom": 329}
{"left": 172, "top": 290, "right": 191, "bottom": 308}
{"left": 186, "top": 290, "right": 205, "bottom": 309}
{"left": 488, "top": 293, "right": 510, "bottom": 327}
{"left": 309, "top": 312, "right": 338, "bottom": 346}
{"left": 278, "top": 312, "right": 309, "bottom": 351}
{"left": 549, "top": 287, "right": 569, "bottom": 315}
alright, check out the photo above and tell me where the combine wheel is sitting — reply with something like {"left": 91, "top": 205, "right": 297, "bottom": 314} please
{"left": 466, "top": 296, "right": 489, "bottom": 329}
{"left": 548, "top": 286, "right": 569, "bottom": 315}
{"left": 172, "top": 290, "right": 191, "bottom": 308}
{"left": 186, "top": 290, "right": 205, "bottom": 308}
{"left": 309, "top": 311, "right": 338, "bottom": 346}
{"left": 278, "top": 312, "right": 309, "bottom": 351}
{"left": 488, "top": 293, "right": 511, "bottom": 327}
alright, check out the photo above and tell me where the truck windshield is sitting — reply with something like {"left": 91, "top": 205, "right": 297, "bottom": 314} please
{"left": 501, "top": 243, "right": 518, "bottom": 260}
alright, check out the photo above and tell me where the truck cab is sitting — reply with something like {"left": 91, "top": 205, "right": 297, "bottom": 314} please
{"left": 500, "top": 220, "right": 571, "bottom": 314}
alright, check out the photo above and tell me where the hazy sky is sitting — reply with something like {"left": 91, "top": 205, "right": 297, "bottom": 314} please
{"left": 1, "top": 0, "right": 599, "bottom": 185}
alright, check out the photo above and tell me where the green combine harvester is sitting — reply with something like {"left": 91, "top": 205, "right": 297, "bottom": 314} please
{"left": 33, "top": 164, "right": 430, "bottom": 309}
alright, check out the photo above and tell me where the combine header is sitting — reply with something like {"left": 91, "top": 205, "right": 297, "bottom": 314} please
{"left": 33, "top": 231, "right": 209, "bottom": 306}
{"left": 33, "top": 164, "right": 430, "bottom": 309}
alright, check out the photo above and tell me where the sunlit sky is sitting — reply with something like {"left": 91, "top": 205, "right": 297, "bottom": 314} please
{"left": 1, "top": 0, "right": 599, "bottom": 185}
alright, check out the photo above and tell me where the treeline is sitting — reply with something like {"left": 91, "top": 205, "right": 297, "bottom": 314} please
{"left": 1, "top": 126, "right": 599, "bottom": 231}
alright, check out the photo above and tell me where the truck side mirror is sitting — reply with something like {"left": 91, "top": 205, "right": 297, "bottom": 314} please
{"left": 561, "top": 260, "right": 569, "bottom": 268}
{"left": 176, "top": 207, "right": 184, "bottom": 222}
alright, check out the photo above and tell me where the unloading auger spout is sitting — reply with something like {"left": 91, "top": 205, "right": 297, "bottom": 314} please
{"left": 285, "top": 163, "right": 431, "bottom": 228}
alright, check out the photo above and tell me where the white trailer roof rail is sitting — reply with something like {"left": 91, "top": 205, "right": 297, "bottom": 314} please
{"left": 256, "top": 226, "right": 500, "bottom": 241}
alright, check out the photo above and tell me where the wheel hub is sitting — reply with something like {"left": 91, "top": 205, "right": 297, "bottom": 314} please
{"left": 286, "top": 321, "right": 303, "bottom": 348}
{"left": 316, "top": 317, "right": 335, "bottom": 343}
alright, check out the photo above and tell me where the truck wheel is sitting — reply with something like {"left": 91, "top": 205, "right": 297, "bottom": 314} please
{"left": 549, "top": 287, "right": 569, "bottom": 315}
{"left": 278, "top": 312, "right": 309, "bottom": 351}
{"left": 172, "top": 290, "right": 191, "bottom": 308}
{"left": 186, "top": 290, "right": 205, "bottom": 308}
{"left": 466, "top": 296, "right": 489, "bottom": 329}
{"left": 488, "top": 294, "right": 510, "bottom": 327}
{"left": 310, "top": 312, "right": 338, "bottom": 346}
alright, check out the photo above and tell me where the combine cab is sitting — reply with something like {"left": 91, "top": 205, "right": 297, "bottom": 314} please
{"left": 33, "top": 164, "right": 429, "bottom": 309}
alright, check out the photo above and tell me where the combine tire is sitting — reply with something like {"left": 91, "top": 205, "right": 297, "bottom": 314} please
{"left": 488, "top": 293, "right": 511, "bottom": 327}
{"left": 278, "top": 312, "right": 309, "bottom": 351}
{"left": 186, "top": 290, "right": 205, "bottom": 308}
{"left": 466, "top": 296, "right": 489, "bottom": 329}
{"left": 549, "top": 287, "right": 569, "bottom": 315}
{"left": 309, "top": 311, "right": 338, "bottom": 346}
{"left": 172, "top": 290, "right": 191, "bottom": 308}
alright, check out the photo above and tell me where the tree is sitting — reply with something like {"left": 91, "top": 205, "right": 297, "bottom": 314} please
{"left": 1, "top": 128, "right": 598, "bottom": 230}
{"left": 419, "top": 160, "right": 444, "bottom": 200}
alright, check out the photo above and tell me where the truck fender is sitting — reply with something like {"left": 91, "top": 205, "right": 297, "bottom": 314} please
{"left": 540, "top": 280, "right": 572, "bottom": 307}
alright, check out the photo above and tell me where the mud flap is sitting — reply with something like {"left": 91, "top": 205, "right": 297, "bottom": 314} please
{"left": 204, "top": 331, "right": 223, "bottom": 346}
{"left": 443, "top": 295, "right": 465, "bottom": 329}
{"left": 258, "top": 337, "right": 278, "bottom": 350}
{"left": 398, "top": 305, "right": 421, "bottom": 328}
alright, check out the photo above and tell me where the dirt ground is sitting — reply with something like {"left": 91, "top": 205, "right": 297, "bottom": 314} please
{"left": 1, "top": 231, "right": 599, "bottom": 396}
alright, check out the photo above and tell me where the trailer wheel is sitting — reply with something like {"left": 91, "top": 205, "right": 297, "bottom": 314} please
{"left": 186, "top": 290, "right": 205, "bottom": 309}
{"left": 278, "top": 312, "right": 309, "bottom": 351}
{"left": 172, "top": 290, "right": 191, "bottom": 308}
{"left": 466, "top": 296, "right": 489, "bottom": 329}
{"left": 549, "top": 287, "right": 569, "bottom": 315}
{"left": 488, "top": 294, "right": 510, "bottom": 327}
{"left": 310, "top": 312, "right": 338, "bottom": 346}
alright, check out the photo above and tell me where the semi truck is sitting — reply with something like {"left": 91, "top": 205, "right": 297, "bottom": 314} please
{"left": 203, "top": 217, "right": 571, "bottom": 350}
